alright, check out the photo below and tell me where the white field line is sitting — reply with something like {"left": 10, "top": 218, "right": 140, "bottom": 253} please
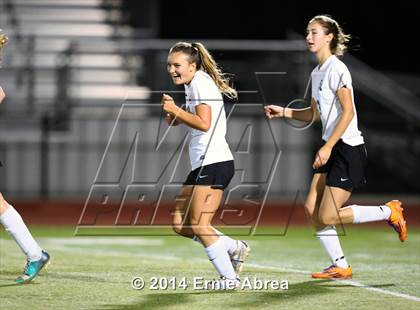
{"left": 5, "top": 238, "right": 418, "bottom": 303}
{"left": 246, "top": 263, "right": 420, "bottom": 302}
{"left": 337, "top": 279, "right": 420, "bottom": 302}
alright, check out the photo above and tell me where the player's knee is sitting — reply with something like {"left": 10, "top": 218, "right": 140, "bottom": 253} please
{"left": 190, "top": 224, "right": 206, "bottom": 236}
{"left": 310, "top": 217, "right": 322, "bottom": 228}
{"left": 318, "top": 213, "right": 338, "bottom": 226}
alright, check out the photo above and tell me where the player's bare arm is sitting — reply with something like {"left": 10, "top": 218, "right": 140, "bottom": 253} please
{"left": 162, "top": 94, "right": 211, "bottom": 132}
{"left": 265, "top": 98, "right": 319, "bottom": 122}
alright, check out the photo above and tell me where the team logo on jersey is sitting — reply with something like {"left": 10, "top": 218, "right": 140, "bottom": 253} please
{"left": 318, "top": 79, "right": 323, "bottom": 91}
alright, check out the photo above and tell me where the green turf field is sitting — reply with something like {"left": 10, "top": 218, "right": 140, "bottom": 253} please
{"left": 1, "top": 226, "right": 419, "bottom": 309}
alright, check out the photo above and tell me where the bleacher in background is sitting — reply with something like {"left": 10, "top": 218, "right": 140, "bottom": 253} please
{"left": 0, "top": 0, "right": 419, "bottom": 199}
{"left": 0, "top": 0, "right": 150, "bottom": 197}
{"left": 0, "top": 0, "right": 149, "bottom": 112}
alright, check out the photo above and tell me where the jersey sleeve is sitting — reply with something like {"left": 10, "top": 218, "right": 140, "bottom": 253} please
{"left": 329, "top": 65, "right": 352, "bottom": 91}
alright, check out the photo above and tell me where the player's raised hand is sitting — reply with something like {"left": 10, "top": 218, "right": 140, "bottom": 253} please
{"left": 264, "top": 105, "right": 284, "bottom": 119}
{"left": 161, "top": 94, "right": 177, "bottom": 115}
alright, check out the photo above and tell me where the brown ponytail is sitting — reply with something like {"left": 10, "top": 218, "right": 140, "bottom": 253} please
{"left": 309, "top": 15, "right": 351, "bottom": 56}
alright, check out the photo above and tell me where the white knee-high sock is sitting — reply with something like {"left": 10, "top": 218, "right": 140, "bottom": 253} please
{"left": 204, "top": 237, "right": 237, "bottom": 279}
{"left": 316, "top": 226, "right": 349, "bottom": 268}
{"left": 348, "top": 205, "right": 391, "bottom": 224}
{"left": 193, "top": 229, "right": 238, "bottom": 254}
{"left": 0, "top": 205, "right": 42, "bottom": 261}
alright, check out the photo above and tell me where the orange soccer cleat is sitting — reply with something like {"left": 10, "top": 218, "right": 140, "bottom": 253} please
{"left": 386, "top": 200, "right": 407, "bottom": 242}
{"left": 311, "top": 265, "right": 353, "bottom": 279}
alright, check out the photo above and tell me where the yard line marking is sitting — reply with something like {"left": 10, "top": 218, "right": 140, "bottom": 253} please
{"left": 247, "top": 263, "right": 420, "bottom": 302}
{"left": 336, "top": 279, "right": 420, "bottom": 302}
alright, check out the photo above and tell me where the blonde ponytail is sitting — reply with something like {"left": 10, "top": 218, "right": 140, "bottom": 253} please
{"left": 0, "top": 30, "right": 8, "bottom": 65}
{"left": 169, "top": 41, "right": 238, "bottom": 99}
{"left": 0, "top": 32, "right": 8, "bottom": 50}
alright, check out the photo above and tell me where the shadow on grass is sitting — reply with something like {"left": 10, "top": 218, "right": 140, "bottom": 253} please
{"left": 0, "top": 283, "right": 34, "bottom": 288}
{"left": 0, "top": 270, "right": 25, "bottom": 276}
{"left": 0, "top": 281, "right": 41, "bottom": 287}
{"left": 44, "top": 272, "right": 111, "bottom": 283}
{"left": 0, "top": 272, "right": 113, "bottom": 287}
{"left": 99, "top": 280, "right": 335, "bottom": 309}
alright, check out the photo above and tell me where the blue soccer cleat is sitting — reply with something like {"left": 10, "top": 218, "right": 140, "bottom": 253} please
{"left": 15, "top": 251, "right": 50, "bottom": 284}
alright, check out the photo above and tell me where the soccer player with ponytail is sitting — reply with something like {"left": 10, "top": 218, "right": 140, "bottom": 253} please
{"left": 265, "top": 16, "right": 407, "bottom": 279}
{"left": 162, "top": 42, "right": 249, "bottom": 289}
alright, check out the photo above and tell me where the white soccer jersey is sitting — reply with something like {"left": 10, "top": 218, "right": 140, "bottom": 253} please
{"left": 311, "top": 55, "right": 364, "bottom": 146}
{"left": 184, "top": 70, "right": 233, "bottom": 170}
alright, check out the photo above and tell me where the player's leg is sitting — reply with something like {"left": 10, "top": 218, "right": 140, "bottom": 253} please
{"left": 189, "top": 186, "right": 222, "bottom": 246}
{"left": 322, "top": 142, "right": 407, "bottom": 240}
{"left": 0, "top": 192, "right": 50, "bottom": 283}
{"left": 342, "top": 201, "right": 406, "bottom": 242}
{"left": 303, "top": 173, "right": 326, "bottom": 229}
{"left": 0, "top": 192, "right": 43, "bottom": 260}
{"left": 172, "top": 185, "right": 195, "bottom": 238}
{"left": 317, "top": 189, "right": 407, "bottom": 242}
{"left": 311, "top": 186, "right": 352, "bottom": 278}
{"left": 189, "top": 186, "right": 238, "bottom": 282}
{"left": 172, "top": 183, "right": 249, "bottom": 275}
{"left": 171, "top": 186, "right": 238, "bottom": 242}
{"left": 172, "top": 185, "right": 235, "bottom": 246}
{"left": 191, "top": 225, "right": 248, "bottom": 270}
{"left": 187, "top": 161, "right": 249, "bottom": 275}
{"left": 313, "top": 185, "right": 351, "bottom": 277}
{"left": 318, "top": 186, "right": 352, "bottom": 226}
{"left": 304, "top": 174, "right": 350, "bottom": 278}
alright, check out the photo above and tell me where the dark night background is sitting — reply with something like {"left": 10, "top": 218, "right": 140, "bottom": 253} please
{"left": 128, "top": 0, "right": 420, "bottom": 74}
{"left": 1, "top": 0, "right": 418, "bottom": 196}
{"left": 123, "top": 0, "right": 420, "bottom": 194}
